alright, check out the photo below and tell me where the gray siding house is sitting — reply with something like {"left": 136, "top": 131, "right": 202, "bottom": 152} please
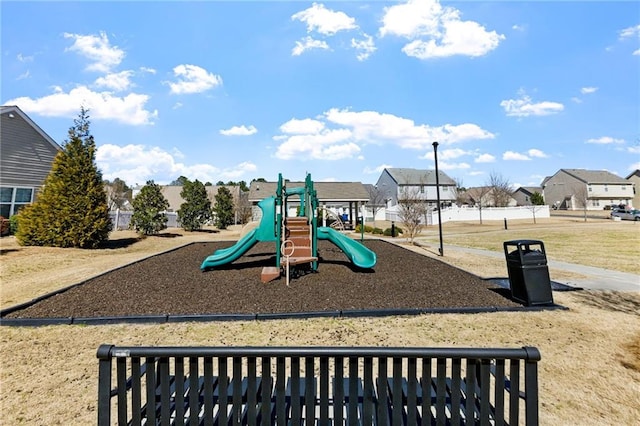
{"left": 374, "top": 168, "right": 456, "bottom": 208}
{"left": 626, "top": 170, "right": 640, "bottom": 209}
{"left": 513, "top": 186, "right": 543, "bottom": 206}
{"left": 0, "top": 106, "right": 62, "bottom": 217}
{"left": 542, "top": 169, "right": 634, "bottom": 210}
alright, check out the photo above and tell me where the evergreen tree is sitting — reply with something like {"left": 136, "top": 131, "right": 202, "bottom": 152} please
{"left": 16, "top": 107, "right": 112, "bottom": 248}
{"left": 177, "top": 179, "right": 212, "bottom": 231}
{"left": 213, "top": 186, "right": 234, "bottom": 229}
{"left": 530, "top": 191, "right": 545, "bottom": 205}
{"left": 130, "top": 180, "right": 169, "bottom": 235}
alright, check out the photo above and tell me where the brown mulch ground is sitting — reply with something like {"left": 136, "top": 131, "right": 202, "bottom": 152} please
{"left": 3, "top": 240, "right": 521, "bottom": 319}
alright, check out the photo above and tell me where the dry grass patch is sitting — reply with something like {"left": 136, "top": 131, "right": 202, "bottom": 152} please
{"left": 416, "top": 218, "right": 640, "bottom": 274}
{"left": 2, "top": 222, "right": 640, "bottom": 425}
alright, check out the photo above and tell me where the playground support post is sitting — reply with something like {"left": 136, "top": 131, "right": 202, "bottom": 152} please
{"left": 433, "top": 141, "right": 444, "bottom": 256}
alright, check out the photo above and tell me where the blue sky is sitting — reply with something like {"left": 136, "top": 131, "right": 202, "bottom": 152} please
{"left": 2, "top": 1, "right": 639, "bottom": 188}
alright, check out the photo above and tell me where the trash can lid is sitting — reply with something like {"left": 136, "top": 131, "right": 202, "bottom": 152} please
{"left": 504, "top": 239, "right": 544, "bottom": 245}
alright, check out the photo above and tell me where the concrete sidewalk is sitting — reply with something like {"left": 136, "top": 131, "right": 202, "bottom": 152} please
{"left": 413, "top": 241, "right": 640, "bottom": 292}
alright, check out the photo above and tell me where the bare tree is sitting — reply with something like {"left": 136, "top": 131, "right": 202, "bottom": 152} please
{"left": 367, "top": 185, "right": 386, "bottom": 228}
{"left": 466, "top": 186, "right": 492, "bottom": 224}
{"left": 397, "top": 185, "right": 427, "bottom": 243}
{"left": 104, "top": 178, "right": 132, "bottom": 211}
{"left": 525, "top": 192, "right": 546, "bottom": 224}
{"left": 234, "top": 191, "right": 252, "bottom": 224}
{"left": 488, "top": 171, "right": 513, "bottom": 207}
{"left": 572, "top": 184, "right": 590, "bottom": 222}
{"left": 452, "top": 176, "right": 466, "bottom": 206}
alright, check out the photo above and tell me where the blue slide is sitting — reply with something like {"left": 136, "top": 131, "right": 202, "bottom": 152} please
{"left": 200, "top": 229, "right": 259, "bottom": 270}
{"left": 317, "top": 227, "right": 377, "bottom": 269}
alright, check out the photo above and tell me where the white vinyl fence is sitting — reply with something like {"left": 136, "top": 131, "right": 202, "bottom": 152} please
{"left": 385, "top": 205, "right": 550, "bottom": 225}
{"left": 109, "top": 210, "right": 179, "bottom": 231}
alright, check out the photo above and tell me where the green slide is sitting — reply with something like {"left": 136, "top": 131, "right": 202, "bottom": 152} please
{"left": 201, "top": 196, "right": 278, "bottom": 271}
{"left": 317, "top": 227, "right": 377, "bottom": 269}
{"left": 200, "top": 229, "right": 259, "bottom": 270}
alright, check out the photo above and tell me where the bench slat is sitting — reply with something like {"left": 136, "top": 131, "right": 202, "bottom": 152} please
{"left": 97, "top": 346, "right": 540, "bottom": 426}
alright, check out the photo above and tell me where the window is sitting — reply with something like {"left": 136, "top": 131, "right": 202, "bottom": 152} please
{"left": 420, "top": 185, "right": 425, "bottom": 194}
{"left": 0, "top": 187, "right": 33, "bottom": 217}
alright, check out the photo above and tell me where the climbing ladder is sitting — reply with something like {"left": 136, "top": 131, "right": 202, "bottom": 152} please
{"left": 282, "top": 217, "right": 317, "bottom": 266}
{"left": 260, "top": 173, "right": 319, "bottom": 284}
{"left": 261, "top": 217, "right": 318, "bottom": 283}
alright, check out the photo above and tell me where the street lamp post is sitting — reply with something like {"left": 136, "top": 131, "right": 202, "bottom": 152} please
{"left": 432, "top": 141, "right": 444, "bottom": 256}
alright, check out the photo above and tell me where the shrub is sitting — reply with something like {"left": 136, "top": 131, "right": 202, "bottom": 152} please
{"left": 0, "top": 216, "right": 9, "bottom": 237}
{"left": 372, "top": 227, "right": 384, "bottom": 235}
{"left": 130, "top": 181, "right": 169, "bottom": 235}
{"left": 9, "top": 215, "right": 19, "bottom": 235}
{"left": 354, "top": 224, "right": 373, "bottom": 233}
{"left": 213, "top": 187, "right": 235, "bottom": 229}
{"left": 177, "top": 179, "right": 212, "bottom": 231}
{"left": 383, "top": 226, "right": 404, "bottom": 236}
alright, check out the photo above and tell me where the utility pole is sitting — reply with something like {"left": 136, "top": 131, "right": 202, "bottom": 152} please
{"left": 433, "top": 141, "right": 444, "bottom": 256}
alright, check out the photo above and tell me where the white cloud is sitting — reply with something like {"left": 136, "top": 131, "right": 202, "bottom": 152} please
{"left": 140, "top": 67, "right": 156, "bottom": 74}
{"left": 280, "top": 118, "right": 326, "bottom": 134}
{"left": 618, "top": 24, "right": 640, "bottom": 55}
{"left": 324, "top": 108, "right": 495, "bottom": 148}
{"left": 512, "top": 24, "right": 525, "bottom": 32}
{"left": 586, "top": 136, "right": 625, "bottom": 144}
{"left": 64, "top": 31, "right": 124, "bottom": 73}
{"left": 422, "top": 148, "right": 471, "bottom": 161}
{"left": 629, "top": 162, "right": 640, "bottom": 171}
{"left": 500, "top": 91, "right": 564, "bottom": 117}
{"left": 438, "top": 161, "right": 471, "bottom": 170}
{"left": 220, "top": 125, "right": 258, "bottom": 136}
{"left": 628, "top": 146, "right": 640, "bottom": 154}
{"left": 17, "top": 53, "right": 34, "bottom": 62}
{"left": 571, "top": 97, "right": 582, "bottom": 104}
{"left": 292, "top": 3, "right": 357, "bottom": 35}
{"left": 380, "top": 0, "right": 504, "bottom": 59}
{"left": 351, "top": 34, "right": 376, "bottom": 61}
{"left": 272, "top": 108, "right": 494, "bottom": 163}
{"left": 580, "top": 86, "right": 598, "bottom": 94}
{"left": 619, "top": 24, "right": 640, "bottom": 39}
{"left": 527, "top": 148, "right": 548, "bottom": 158}
{"left": 167, "top": 64, "right": 222, "bottom": 94}
{"left": 292, "top": 36, "right": 330, "bottom": 56}
{"left": 97, "top": 143, "right": 256, "bottom": 185}
{"left": 274, "top": 129, "right": 355, "bottom": 160}
{"left": 4, "top": 85, "right": 157, "bottom": 125}
{"left": 475, "top": 153, "right": 495, "bottom": 163}
{"left": 503, "top": 151, "right": 531, "bottom": 161}
{"left": 94, "top": 70, "right": 135, "bottom": 91}
{"left": 363, "top": 164, "right": 392, "bottom": 175}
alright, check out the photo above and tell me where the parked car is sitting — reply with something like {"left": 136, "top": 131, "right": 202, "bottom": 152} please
{"left": 611, "top": 208, "right": 640, "bottom": 221}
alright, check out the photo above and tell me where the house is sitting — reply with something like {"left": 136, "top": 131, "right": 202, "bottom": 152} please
{"left": 375, "top": 168, "right": 457, "bottom": 208}
{"left": 0, "top": 105, "right": 62, "bottom": 218}
{"left": 626, "top": 170, "right": 640, "bottom": 209}
{"left": 460, "top": 186, "right": 518, "bottom": 207}
{"left": 513, "top": 186, "right": 543, "bottom": 206}
{"left": 160, "top": 184, "right": 248, "bottom": 224}
{"left": 247, "top": 180, "right": 369, "bottom": 223}
{"left": 542, "top": 169, "right": 634, "bottom": 210}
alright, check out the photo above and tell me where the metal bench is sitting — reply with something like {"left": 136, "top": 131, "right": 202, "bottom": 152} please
{"left": 97, "top": 345, "right": 540, "bottom": 425}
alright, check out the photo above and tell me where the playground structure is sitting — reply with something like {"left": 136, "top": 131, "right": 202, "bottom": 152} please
{"left": 200, "top": 173, "right": 376, "bottom": 283}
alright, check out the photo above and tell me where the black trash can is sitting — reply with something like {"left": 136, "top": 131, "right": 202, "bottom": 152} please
{"left": 503, "top": 240, "right": 554, "bottom": 306}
